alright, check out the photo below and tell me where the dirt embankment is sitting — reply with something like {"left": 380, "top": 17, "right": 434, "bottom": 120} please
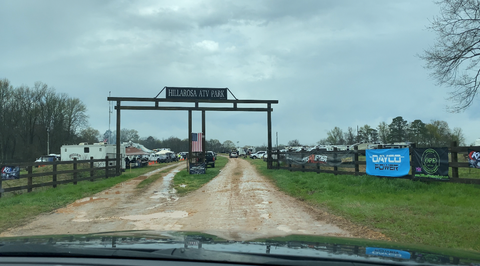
{"left": 1, "top": 158, "right": 387, "bottom": 241}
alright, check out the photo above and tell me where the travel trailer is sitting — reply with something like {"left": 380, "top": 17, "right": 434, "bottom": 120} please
{"left": 60, "top": 143, "right": 126, "bottom": 169}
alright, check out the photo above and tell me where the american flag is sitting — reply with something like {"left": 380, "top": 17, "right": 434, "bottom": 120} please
{"left": 192, "top": 132, "right": 203, "bottom": 152}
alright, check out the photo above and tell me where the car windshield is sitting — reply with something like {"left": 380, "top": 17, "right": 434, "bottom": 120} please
{"left": 1, "top": 1, "right": 480, "bottom": 265}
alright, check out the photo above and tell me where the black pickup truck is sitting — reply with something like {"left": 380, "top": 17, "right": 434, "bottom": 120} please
{"left": 205, "top": 151, "right": 215, "bottom": 168}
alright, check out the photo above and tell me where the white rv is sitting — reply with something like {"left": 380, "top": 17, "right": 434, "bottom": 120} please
{"left": 60, "top": 143, "right": 126, "bottom": 169}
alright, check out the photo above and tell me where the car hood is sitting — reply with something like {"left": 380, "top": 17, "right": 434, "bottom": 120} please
{"left": 0, "top": 231, "right": 479, "bottom": 265}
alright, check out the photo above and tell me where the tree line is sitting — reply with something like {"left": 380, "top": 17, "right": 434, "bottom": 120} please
{"left": 318, "top": 116, "right": 466, "bottom": 147}
{"left": 0, "top": 79, "right": 93, "bottom": 163}
{"left": 137, "top": 136, "right": 241, "bottom": 153}
{"left": 94, "top": 128, "right": 244, "bottom": 153}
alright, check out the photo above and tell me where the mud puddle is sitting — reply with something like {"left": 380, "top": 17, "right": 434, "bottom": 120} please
{"left": 149, "top": 168, "right": 181, "bottom": 202}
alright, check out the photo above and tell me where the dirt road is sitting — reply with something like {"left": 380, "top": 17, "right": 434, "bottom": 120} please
{"left": 1, "top": 158, "right": 386, "bottom": 241}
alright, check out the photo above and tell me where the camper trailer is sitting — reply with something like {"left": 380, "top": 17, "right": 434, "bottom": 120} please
{"left": 60, "top": 143, "right": 126, "bottom": 169}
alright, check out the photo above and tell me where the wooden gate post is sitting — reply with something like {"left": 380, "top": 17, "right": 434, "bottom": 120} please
{"left": 116, "top": 100, "right": 121, "bottom": 176}
{"left": 277, "top": 149, "right": 280, "bottom": 169}
{"left": 27, "top": 166, "right": 33, "bottom": 192}
{"left": 52, "top": 163, "right": 57, "bottom": 188}
{"left": 90, "top": 157, "right": 94, "bottom": 181}
{"left": 267, "top": 103, "right": 272, "bottom": 169}
{"left": 105, "top": 156, "right": 109, "bottom": 178}
{"left": 354, "top": 145, "right": 359, "bottom": 175}
{"left": 73, "top": 158, "right": 78, "bottom": 185}
{"left": 410, "top": 143, "right": 416, "bottom": 179}
{"left": 451, "top": 141, "right": 459, "bottom": 179}
{"left": 333, "top": 147, "right": 338, "bottom": 175}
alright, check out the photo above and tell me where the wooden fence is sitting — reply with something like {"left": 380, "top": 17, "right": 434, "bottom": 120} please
{"left": 273, "top": 142, "right": 480, "bottom": 184}
{"left": 0, "top": 157, "right": 120, "bottom": 198}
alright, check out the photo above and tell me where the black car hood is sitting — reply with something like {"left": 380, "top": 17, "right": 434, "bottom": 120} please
{"left": 0, "top": 230, "right": 479, "bottom": 266}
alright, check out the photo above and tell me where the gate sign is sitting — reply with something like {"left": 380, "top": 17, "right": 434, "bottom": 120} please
{"left": 366, "top": 148, "right": 410, "bottom": 177}
{"left": 166, "top": 87, "right": 227, "bottom": 100}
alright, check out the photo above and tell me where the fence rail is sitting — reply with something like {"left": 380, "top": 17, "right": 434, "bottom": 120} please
{"left": 0, "top": 156, "right": 120, "bottom": 198}
{"left": 273, "top": 142, "right": 480, "bottom": 184}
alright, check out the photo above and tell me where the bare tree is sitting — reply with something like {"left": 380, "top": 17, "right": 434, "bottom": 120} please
{"left": 317, "top": 138, "right": 328, "bottom": 145}
{"left": 421, "top": 0, "right": 480, "bottom": 112}
{"left": 120, "top": 128, "right": 140, "bottom": 143}
{"left": 222, "top": 140, "right": 236, "bottom": 151}
{"left": 377, "top": 122, "right": 390, "bottom": 144}
{"left": 78, "top": 127, "right": 101, "bottom": 144}
{"left": 344, "top": 127, "right": 356, "bottom": 145}
{"left": 287, "top": 139, "right": 301, "bottom": 146}
{"left": 451, "top": 127, "right": 466, "bottom": 145}
{"left": 326, "top": 127, "right": 345, "bottom": 145}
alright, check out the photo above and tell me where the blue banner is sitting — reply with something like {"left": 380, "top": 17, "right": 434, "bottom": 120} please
{"left": 366, "top": 148, "right": 410, "bottom": 177}
{"left": 366, "top": 247, "right": 411, "bottom": 259}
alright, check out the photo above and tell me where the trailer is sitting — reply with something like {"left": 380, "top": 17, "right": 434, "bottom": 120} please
{"left": 60, "top": 143, "right": 126, "bottom": 169}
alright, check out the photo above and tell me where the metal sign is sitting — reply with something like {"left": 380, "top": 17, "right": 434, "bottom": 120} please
{"left": 166, "top": 87, "right": 227, "bottom": 100}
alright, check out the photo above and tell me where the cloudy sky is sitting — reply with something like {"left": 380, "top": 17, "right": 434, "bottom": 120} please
{"left": 1, "top": 0, "right": 479, "bottom": 147}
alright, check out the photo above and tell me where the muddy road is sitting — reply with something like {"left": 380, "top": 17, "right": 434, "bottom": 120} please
{"left": 1, "top": 158, "right": 386, "bottom": 241}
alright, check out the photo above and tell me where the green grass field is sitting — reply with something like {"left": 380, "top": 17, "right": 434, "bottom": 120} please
{"left": 172, "top": 156, "right": 228, "bottom": 196}
{"left": 0, "top": 164, "right": 166, "bottom": 234}
{"left": 247, "top": 158, "right": 480, "bottom": 252}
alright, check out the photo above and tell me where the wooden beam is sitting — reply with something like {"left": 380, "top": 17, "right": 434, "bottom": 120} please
{"left": 108, "top": 97, "right": 278, "bottom": 104}
{"left": 114, "top": 106, "right": 273, "bottom": 112}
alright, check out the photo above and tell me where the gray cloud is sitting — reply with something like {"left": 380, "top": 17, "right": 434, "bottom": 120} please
{"left": 1, "top": 0, "right": 479, "bottom": 147}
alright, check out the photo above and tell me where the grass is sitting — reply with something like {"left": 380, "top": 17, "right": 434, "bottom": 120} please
{"left": 172, "top": 156, "right": 228, "bottom": 196}
{"left": 247, "top": 158, "right": 480, "bottom": 252}
{"left": 0, "top": 164, "right": 165, "bottom": 234}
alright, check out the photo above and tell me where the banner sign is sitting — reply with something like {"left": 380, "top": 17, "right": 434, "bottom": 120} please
{"left": 166, "top": 87, "right": 227, "bottom": 100}
{"left": 413, "top": 148, "right": 449, "bottom": 179}
{"left": 189, "top": 162, "right": 206, "bottom": 174}
{"left": 285, "top": 151, "right": 355, "bottom": 167}
{"left": 366, "top": 148, "right": 410, "bottom": 177}
{"left": 1, "top": 166, "right": 20, "bottom": 180}
{"left": 468, "top": 149, "right": 480, "bottom": 169}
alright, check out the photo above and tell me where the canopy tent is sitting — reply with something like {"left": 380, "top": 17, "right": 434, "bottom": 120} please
{"left": 155, "top": 150, "right": 174, "bottom": 155}
{"left": 126, "top": 147, "right": 149, "bottom": 156}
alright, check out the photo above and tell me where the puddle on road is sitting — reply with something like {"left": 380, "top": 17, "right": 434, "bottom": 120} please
{"left": 149, "top": 168, "right": 180, "bottom": 201}
{"left": 68, "top": 197, "right": 107, "bottom": 208}
{"left": 277, "top": 225, "right": 292, "bottom": 232}
{"left": 121, "top": 211, "right": 188, "bottom": 220}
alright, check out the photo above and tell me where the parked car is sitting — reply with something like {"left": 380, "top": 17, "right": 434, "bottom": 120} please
{"left": 229, "top": 151, "right": 238, "bottom": 158}
{"left": 206, "top": 151, "right": 215, "bottom": 167}
{"left": 250, "top": 151, "right": 265, "bottom": 159}
{"left": 35, "top": 155, "right": 59, "bottom": 163}
{"left": 156, "top": 154, "right": 167, "bottom": 163}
